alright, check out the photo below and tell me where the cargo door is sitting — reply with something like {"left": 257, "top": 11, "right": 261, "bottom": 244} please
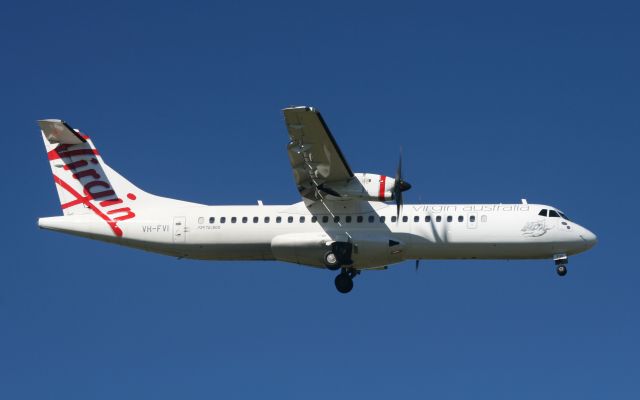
{"left": 173, "top": 216, "right": 186, "bottom": 243}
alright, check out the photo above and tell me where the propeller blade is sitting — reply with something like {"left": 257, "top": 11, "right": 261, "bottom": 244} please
{"left": 392, "top": 150, "right": 411, "bottom": 220}
{"left": 395, "top": 151, "right": 402, "bottom": 183}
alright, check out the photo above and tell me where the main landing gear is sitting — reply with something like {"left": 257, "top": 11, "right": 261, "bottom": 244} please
{"left": 554, "top": 254, "right": 568, "bottom": 277}
{"left": 323, "top": 242, "right": 353, "bottom": 271}
{"left": 334, "top": 268, "right": 360, "bottom": 294}
{"left": 323, "top": 242, "right": 358, "bottom": 293}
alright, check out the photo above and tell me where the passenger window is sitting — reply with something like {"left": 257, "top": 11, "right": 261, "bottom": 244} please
{"left": 538, "top": 209, "right": 548, "bottom": 217}
{"left": 209, "top": 217, "right": 215, "bottom": 224}
{"left": 447, "top": 216, "right": 452, "bottom": 222}
{"left": 198, "top": 217, "right": 204, "bottom": 224}
{"left": 220, "top": 217, "right": 226, "bottom": 223}
{"left": 322, "top": 216, "right": 329, "bottom": 223}
{"left": 242, "top": 217, "right": 248, "bottom": 223}
{"left": 311, "top": 216, "right": 318, "bottom": 223}
{"left": 380, "top": 216, "right": 386, "bottom": 223}
{"left": 368, "top": 216, "right": 374, "bottom": 223}
{"left": 300, "top": 216, "right": 305, "bottom": 223}
{"left": 425, "top": 216, "right": 431, "bottom": 222}
{"left": 391, "top": 216, "right": 397, "bottom": 223}
{"left": 231, "top": 217, "right": 237, "bottom": 223}
{"left": 264, "top": 216, "right": 270, "bottom": 223}
{"left": 470, "top": 215, "right": 476, "bottom": 223}
{"left": 253, "top": 217, "right": 259, "bottom": 223}
{"left": 414, "top": 216, "right": 419, "bottom": 222}
{"left": 436, "top": 216, "right": 442, "bottom": 222}
{"left": 276, "top": 216, "right": 282, "bottom": 223}
{"left": 288, "top": 216, "right": 293, "bottom": 223}
{"left": 357, "top": 216, "right": 363, "bottom": 223}
{"left": 402, "top": 216, "right": 408, "bottom": 222}
{"left": 458, "top": 216, "right": 463, "bottom": 222}
{"left": 333, "top": 216, "right": 340, "bottom": 223}
{"left": 481, "top": 215, "right": 487, "bottom": 222}
{"left": 346, "top": 216, "right": 352, "bottom": 223}
{"left": 549, "top": 210, "right": 560, "bottom": 217}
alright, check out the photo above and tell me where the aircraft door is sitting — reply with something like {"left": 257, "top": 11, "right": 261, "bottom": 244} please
{"left": 173, "top": 216, "right": 186, "bottom": 243}
{"left": 467, "top": 213, "right": 478, "bottom": 229}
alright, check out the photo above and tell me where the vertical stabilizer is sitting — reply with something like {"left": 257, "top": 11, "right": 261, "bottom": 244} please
{"left": 38, "top": 119, "right": 200, "bottom": 237}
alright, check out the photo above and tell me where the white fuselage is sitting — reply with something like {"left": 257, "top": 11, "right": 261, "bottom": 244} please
{"left": 39, "top": 201, "right": 597, "bottom": 270}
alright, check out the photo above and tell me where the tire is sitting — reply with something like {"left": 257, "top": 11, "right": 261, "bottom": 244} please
{"left": 556, "top": 265, "right": 567, "bottom": 277}
{"left": 324, "top": 251, "right": 340, "bottom": 270}
{"left": 334, "top": 273, "right": 354, "bottom": 294}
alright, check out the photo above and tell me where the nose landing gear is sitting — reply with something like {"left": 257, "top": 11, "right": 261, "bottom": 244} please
{"left": 554, "top": 254, "right": 568, "bottom": 277}
{"left": 556, "top": 264, "right": 567, "bottom": 276}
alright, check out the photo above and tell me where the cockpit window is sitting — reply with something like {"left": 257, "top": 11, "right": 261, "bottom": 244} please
{"left": 549, "top": 210, "right": 560, "bottom": 218}
{"left": 538, "top": 209, "right": 548, "bottom": 217}
{"left": 559, "top": 212, "right": 570, "bottom": 221}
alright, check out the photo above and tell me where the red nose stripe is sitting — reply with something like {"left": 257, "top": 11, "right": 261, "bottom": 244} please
{"left": 378, "top": 175, "right": 386, "bottom": 201}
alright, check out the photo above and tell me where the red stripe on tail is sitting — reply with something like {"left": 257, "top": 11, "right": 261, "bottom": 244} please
{"left": 48, "top": 149, "right": 99, "bottom": 160}
{"left": 52, "top": 175, "right": 123, "bottom": 237}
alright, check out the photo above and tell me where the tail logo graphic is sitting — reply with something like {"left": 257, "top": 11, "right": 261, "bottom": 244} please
{"left": 48, "top": 143, "right": 137, "bottom": 237}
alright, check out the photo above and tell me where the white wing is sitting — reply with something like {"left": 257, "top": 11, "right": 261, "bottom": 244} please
{"left": 283, "top": 106, "right": 354, "bottom": 200}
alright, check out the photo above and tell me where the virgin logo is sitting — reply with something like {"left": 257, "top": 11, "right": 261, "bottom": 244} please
{"left": 49, "top": 144, "right": 136, "bottom": 237}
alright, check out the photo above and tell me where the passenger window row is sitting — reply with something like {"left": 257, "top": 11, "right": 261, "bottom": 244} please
{"left": 199, "top": 214, "right": 483, "bottom": 224}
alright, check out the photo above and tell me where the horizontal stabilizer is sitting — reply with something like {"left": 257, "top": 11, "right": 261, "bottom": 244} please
{"left": 38, "top": 119, "right": 87, "bottom": 145}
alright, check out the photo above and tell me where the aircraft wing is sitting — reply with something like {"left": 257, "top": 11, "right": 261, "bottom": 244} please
{"left": 283, "top": 106, "right": 354, "bottom": 200}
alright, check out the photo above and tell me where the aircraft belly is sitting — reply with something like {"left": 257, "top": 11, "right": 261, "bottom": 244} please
{"left": 407, "top": 241, "right": 556, "bottom": 260}
{"left": 178, "top": 243, "right": 274, "bottom": 260}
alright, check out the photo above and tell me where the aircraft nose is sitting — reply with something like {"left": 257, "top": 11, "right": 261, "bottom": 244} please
{"left": 579, "top": 228, "right": 598, "bottom": 249}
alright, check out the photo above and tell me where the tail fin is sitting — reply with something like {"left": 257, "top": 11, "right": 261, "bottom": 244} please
{"left": 39, "top": 120, "right": 198, "bottom": 236}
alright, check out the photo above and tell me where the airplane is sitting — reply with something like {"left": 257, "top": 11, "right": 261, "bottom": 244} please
{"left": 37, "top": 106, "right": 597, "bottom": 293}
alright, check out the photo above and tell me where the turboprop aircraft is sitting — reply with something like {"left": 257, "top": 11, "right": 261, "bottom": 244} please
{"left": 37, "top": 106, "right": 597, "bottom": 293}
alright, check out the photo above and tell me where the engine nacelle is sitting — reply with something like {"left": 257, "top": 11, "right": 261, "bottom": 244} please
{"left": 321, "top": 172, "right": 395, "bottom": 202}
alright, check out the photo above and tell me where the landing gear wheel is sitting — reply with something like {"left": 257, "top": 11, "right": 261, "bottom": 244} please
{"left": 556, "top": 264, "right": 567, "bottom": 277}
{"left": 334, "top": 273, "right": 354, "bottom": 294}
{"left": 323, "top": 251, "right": 340, "bottom": 271}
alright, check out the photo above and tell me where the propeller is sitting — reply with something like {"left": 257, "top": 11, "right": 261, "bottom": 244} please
{"left": 392, "top": 151, "right": 412, "bottom": 220}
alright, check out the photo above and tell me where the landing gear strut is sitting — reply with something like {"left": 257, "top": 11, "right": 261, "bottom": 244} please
{"left": 554, "top": 255, "right": 568, "bottom": 277}
{"left": 334, "top": 268, "right": 359, "bottom": 294}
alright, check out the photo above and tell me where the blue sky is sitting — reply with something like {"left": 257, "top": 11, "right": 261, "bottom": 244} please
{"left": 2, "top": 0, "right": 639, "bottom": 398}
